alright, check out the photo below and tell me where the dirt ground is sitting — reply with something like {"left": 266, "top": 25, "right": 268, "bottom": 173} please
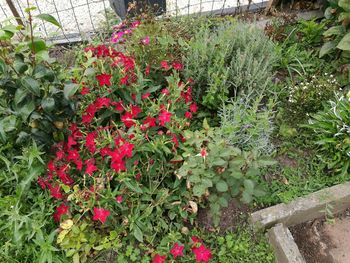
{"left": 290, "top": 209, "right": 350, "bottom": 263}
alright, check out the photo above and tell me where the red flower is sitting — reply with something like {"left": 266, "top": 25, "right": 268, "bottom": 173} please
{"left": 53, "top": 203, "right": 69, "bottom": 223}
{"left": 67, "top": 135, "right": 77, "bottom": 148}
{"left": 200, "top": 148, "right": 208, "bottom": 158}
{"left": 92, "top": 207, "right": 110, "bottom": 223}
{"left": 81, "top": 87, "right": 90, "bottom": 95}
{"left": 142, "top": 116, "right": 156, "bottom": 129}
{"left": 116, "top": 195, "right": 123, "bottom": 203}
{"left": 145, "top": 65, "right": 151, "bottom": 76}
{"left": 67, "top": 149, "right": 80, "bottom": 161}
{"left": 142, "top": 92, "right": 151, "bottom": 99}
{"left": 96, "top": 73, "right": 112, "bottom": 87}
{"left": 120, "top": 142, "right": 134, "bottom": 158}
{"left": 190, "top": 103, "right": 198, "bottom": 113}
{"left": 160, "top": 61, "right": 169, "bottom": 70}
{"left": 37, "top": 177, "right": 46, "bottom": 189}
{"left": 161, "top": 88, "right": 170, "bottom": 95}
{"left": 120, "top": 74, "right": 129, "bottom": 85}
{"left": 185, "top": 111, "right": 192, "bottom": 119}
{"left": 95, "top": 97, "right": 111, "bottom": 109}
{"left": 141, "top": 36, "right": 150, "bottom": 45}
{"left": 85, "top": 158, "right": 97, "bottom": 175}
{"left": 152, "top": 254, "right": 166, "bottom": 263}
{"left": 170, "top": 243, "right": 185, "bottom": 259}
{"left": 158, "top": 110, "right": 172, "bottom": 126}
{"left": 111, "top": 159, "right": 126, "bottom": 173}
{"left": 49, "top": 185, "right": 63, "bottom": 199}
{"left": 100, "top": 147, "right": 112, "bottom": 157}
{"left": 131, "top": 105, "right": 142, "bottom": 118}
{"left": 113, "top": 100, "right": 125, "bottom": 112}
{"left": 85, "top": 132, "right": 97, "bottom": 154}
{"left": 192, "top": 245, "right": 212, "bottom": 263}
{"left": 171, "top": 134, "right": 179, "bottom": 148}
{"left": 121, "top": 112, "right": 135, "bottom": 128}
{"left": 172, "top": 62, "right": 183, "bottom": 71}
{"left": 47, "top": 160, "right": 56, "bottom": 172}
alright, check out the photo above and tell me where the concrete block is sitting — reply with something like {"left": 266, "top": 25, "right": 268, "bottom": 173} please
{"left": 268, "top": 223, "right": 306, "bottom": 263}
{"left": 251, "top": 182, "right": 350, "bottom": 229}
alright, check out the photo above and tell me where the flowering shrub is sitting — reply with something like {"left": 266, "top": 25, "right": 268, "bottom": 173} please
{"left": 38, "top": 42, "right": 201, "bottom": 260}
{"left": 285, "top": 73, "right": 340, "bottom": 122}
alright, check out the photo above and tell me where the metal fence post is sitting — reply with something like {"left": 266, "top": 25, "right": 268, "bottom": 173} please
{"left": 5, "top": 0, "right": 24, "bottom": 25}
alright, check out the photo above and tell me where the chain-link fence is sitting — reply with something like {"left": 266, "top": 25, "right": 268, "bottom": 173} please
{"left": 0, "top": 0, "right": 268, "bottom": 43}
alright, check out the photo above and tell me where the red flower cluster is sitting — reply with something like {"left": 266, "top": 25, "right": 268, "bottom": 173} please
{"left": 152, "top": 237, "right": 212, "bottom": 262}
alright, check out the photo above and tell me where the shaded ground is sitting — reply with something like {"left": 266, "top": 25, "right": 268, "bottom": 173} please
{"left": 290, "top": 209, "right": 350, "bottom": 263}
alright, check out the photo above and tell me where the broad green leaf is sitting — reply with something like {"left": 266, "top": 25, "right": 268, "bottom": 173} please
{"left": 212, "top": 158, "right": 227, "bottom": 166}
{"left": 244, "top": 179, "right": 255, "bottom": 193}
{"left": 28, "top": 39, "right": 47, "bottom": 53}
{"left": 339, "top": 0, "right": 350, "bottom": 11}
{"left": 41, "top": 97, "right": 55, "bottom": 112}
{"left": 337, "top": 33, "right": 350, "bottom": 51}
{"left": 320, "top": 41, "right": 337, "bottom": 58}
{"left": 18, "top": 101, "right": 35, "bottom": 120}
{"left": 216, "top": 180, "right": 228, "bottom": 192}
{"left": 241, "top": 191, "right": 253, "bottom": 203}
{"left": 133, "top": 226, "right": 143, "bottom": 243}
{"left": 193, "top": 184, "right": 206, "bottom": 196}
{"left": 14, "top": 88, "right": 29, "bottom": 104}
{"left": 323, "top": 26, "right": 345, "bottom": 37}
{"left": 64, "top": 83, "right": 79, "bottom": 100}
{"left": 36, "top": 14, "right": 61, "bottom": 28}
{"left": 218, "top": 197, "right": 228, "bottom": 207}
{"left": 189, "top": 174, "right": 201, "bottom": 183}
{"left": 73, "top": 253, "right": 80, "bottom": 263}
{"left": 0, "top": 29, "right": 14, "bottom": 40}
{"left": 22, "top": 76, "right": 40, "bottom": 96}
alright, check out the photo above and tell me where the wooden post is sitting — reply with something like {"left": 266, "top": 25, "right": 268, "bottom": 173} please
{"left": 5, "top": 0, "right": 24, "bottom": 26}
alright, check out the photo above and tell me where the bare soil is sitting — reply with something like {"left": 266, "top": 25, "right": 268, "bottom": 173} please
{"left": 197, "top": 199, "right": 251, "bottom": 233}
{"left": 290, "top": 209, "right": 350, "bottom": 263}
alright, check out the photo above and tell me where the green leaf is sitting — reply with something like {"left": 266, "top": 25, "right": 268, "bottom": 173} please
{"left": 28, "top": 39, "right": 47, "bottom": 53}
{"left": 203, "top": 118, "right": 210, "bottom": 130}
{"left": 22, "top": 76, "right": 40, "bottom": 96}
{"left": 14, "top": 88, "right": 29, "bottom": 104}
{"left": 337, "top": 33, "right": 350, "bottom": 51}
{"left": 189, "top": 174, "right": 201, "bottom": 183}
{"left": 244, "top": 179, "right": 255, "bottom": 193}
{"left": 339, "top": 0, "right": 350, "bottom": 11}
{"left": 36, "top": 14, "right": 61, "bottom": 28}
{"left": 18, "top": 100, "right": 35, "bottom": 121}
{"left": 133, "top": 226, "right": 143, "bottom": 243}
{"left": 323, "top": 26, "right": 345, "bottom": 37}
{"left": 0, "top": 29, "right": 14, "bottom": 40}
{"left": 193, "top": 184, "right": 206, "bottom": 196}
{"left": 320, "top": 41, "right": 337, "bottom": 58}
{"left": 64, "top": 83, "right": 79, "bottom": 100}
{"left": 241, "top": 191, "right": 253, "bottom": 203}
{"left": 124, "top": 180, "right": 143, "bottom": 194}
{"left": 212, "top": 158, "right": 227, "bottom": 166}
{"left": 41, "top": 97, "right": 55, "bottom": 112}
{"left": 216, "top": 180, "right": 228, "bottom": 192}
{"left": 218, "top": 197, "right": 228, "bottom": 207}
{"left": 73, "top": 253, "right": 80, "bottom": 263}
{"left": 0, "top": 59, "right": 6, "bottom": 74}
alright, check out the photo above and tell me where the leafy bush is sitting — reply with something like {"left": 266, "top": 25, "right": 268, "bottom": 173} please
{"left": 307, "top": 95, "right": 350, "bottom": 175}
{"left": 219, "top": 95, "right": 276, "bottom": 155}
{"left": 285, "top": 73, "right": 340, "bottom": 122}
{"left": 0, "top": 9, "right": 76, "bottom": 147}
{"left": 177, "top": 121, "right": 275, "bottom": 225}
{"left": 37, "top": 42, "right": 201, "bottom": 261}
{"left": 320, "top": 0, "right": 350, "bottom": 58}
{"left": 183, "top": 22, "right": 276, "bottom": 109}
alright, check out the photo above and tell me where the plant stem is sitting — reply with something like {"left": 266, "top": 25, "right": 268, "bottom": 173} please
{"left": 26, "top": 0, "right": 36, "bottom": 67}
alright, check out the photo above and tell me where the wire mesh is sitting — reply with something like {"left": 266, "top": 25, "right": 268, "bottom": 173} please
{"left": 0, "top": 0, "right": 268, "bottom": 43}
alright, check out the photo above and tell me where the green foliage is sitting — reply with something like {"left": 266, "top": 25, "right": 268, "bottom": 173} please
{"left": 220, "top": 95, "right": 276, "bottom": 155}
{"left": 178, "top": 121, "right": 276, "bottom": 225}
{"left": 0, "top": 10, "right": 76, "bottom": 147}
{"left": 284, "top": 73, "right": 340, "bottom": 122}
{"left": 298, "top": 19, "right": 327, "bottom": 46}
{"left": 307, "top": 95, "right": 350, "bottom": 175}
{"left": 184, "top": 22, "right": 276, "bottom": 109}
{"left": 320, "top": 0, "right": 350, "bottom": 58}
{"left": 0, "top": 143, "right": 63, "bottom": 262}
